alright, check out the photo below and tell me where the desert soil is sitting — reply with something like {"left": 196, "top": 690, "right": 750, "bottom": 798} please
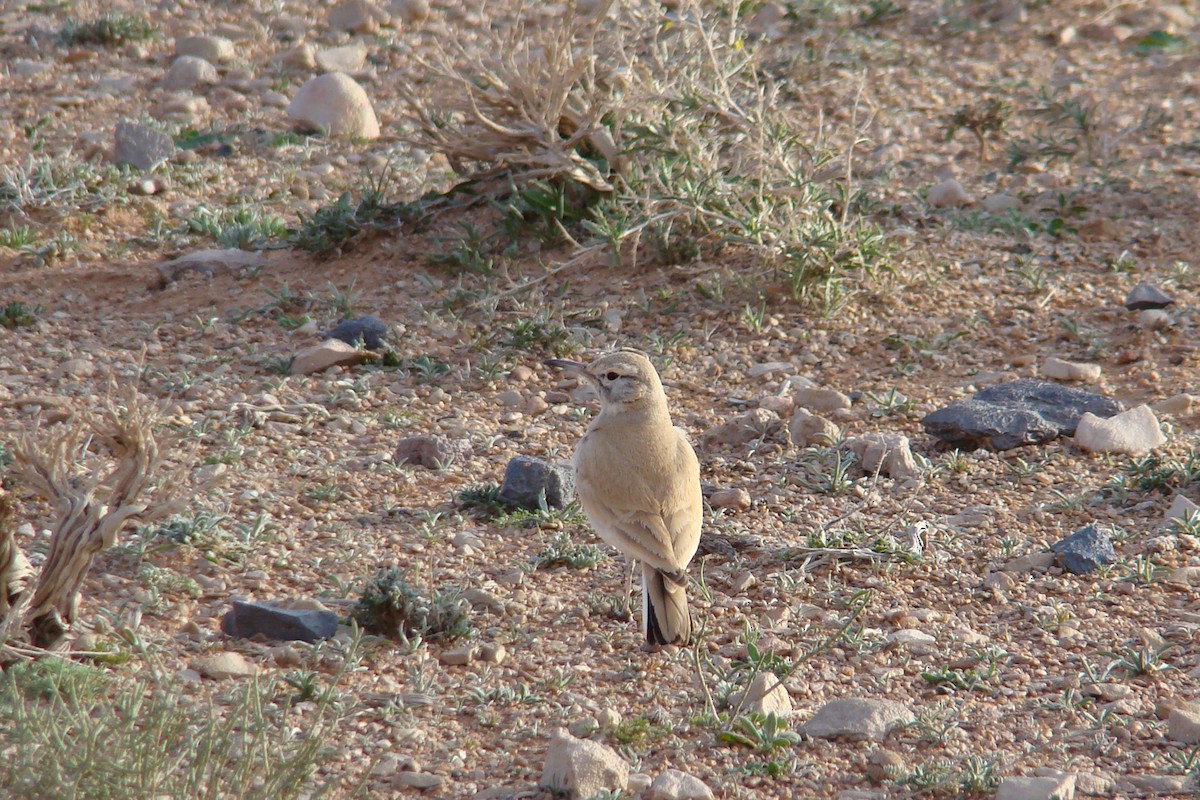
{"left": 1, "top": 0, "right": 1199, "bottom": 797}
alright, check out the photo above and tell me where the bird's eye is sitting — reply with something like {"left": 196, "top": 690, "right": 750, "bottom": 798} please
{"left": 605, "top": 371, "right": 620, "bottom": 381}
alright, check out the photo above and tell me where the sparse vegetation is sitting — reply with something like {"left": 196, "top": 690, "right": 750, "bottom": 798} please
{"left": 57, "top": 12, "right": 157, "bottom": 46}
{"left": 353, "top": 566, "right": 472, "bottom": 644}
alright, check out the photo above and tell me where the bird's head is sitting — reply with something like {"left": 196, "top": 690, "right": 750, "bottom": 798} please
{"left": 545, "top": 348, "right": 667, "bottom": 412}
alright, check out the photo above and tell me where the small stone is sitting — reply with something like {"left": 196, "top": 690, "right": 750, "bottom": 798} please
{"left": 439, "top": 645, "right": 477, "bottom": 666}
{"left": 164, "top": 55, "right": 219, "bottom": 90}
{"left": 1075, "top": 405, "right": 1166, "bottom": 455}
{"left": 885, "top": 629, "right": 937, "bottom": 655}
{"left": 748, "top": 361, "right": 793, "bottom": 378}
{"left": 325, "top": 316, "right": 389, "bottom": 349}
{"left": 708, "top": 488, "right": 751, "bottom": 510}
{"left": 1042, "top": 357, "right": 1101, "bottom": 383}
{"left": 393, "top": 435, "right": 471, "bottom": 469}
{"left": 1139, "top": 309, "right": 1172, "bottom": 330}
{"left": 847, "top": 433, "right": 920, "bottom": 481}
{"left": 732, "top": 672, "right": 792, "bottom": 717}
{"left": 220, "top": 600, "right": 338, "bottom": 642}
{"left": 799, "top": 697, "right": 913, "bottom": 741}
{"left": 526, "top": 396, "right": 550, "bottom": 416}
{"left": 648, "top": 769, "right": 715, "bottom": 800}
{"left": 56, "top": 358, "right": 96, "bottom": 379}
{"left": 510, "top": 365, "right": 534, "bottom": 382}
{"left": 598, "top": 707, "right": 622, "bottom": 728}
{"left": 866, "top": 749, "right": 906, "bottom": 782}
{"left": 1123, "top": 776, "right": 1187, "bottom": 794}
{"left": 275, "top": 43, "right": 317, "bottom": 70}
{"left": 984, "top": 571, "right": 1017, "bottom": 590}
{"left": 1050, "top": 524, "right": 1115, "bottom": 574}
{"left": 497, "top": 390, "right": 523, "bottom": 407}
{"left": 926, "top": 178, "right": 972, "bottom": 207}
{"left": 995, "top": 773, "right": 1076, "bottom": 800}
{"left": 1169, "top": 702, "right": 1200, "bottom": 744}
{"left": 701, "top": 408, "right": 782, "bottom": 448}
{"left": 759, "top": 395, "right": 793, "bottom": 415}
{"left": 628, "top": 773, "right": 653, "bottom": 794}
{"left": 394, "top": 772, "right": 444, "bottom": 789}
{"left": 1000, "top": 552, "right": 1056, "bottom": 573}
{"left": 290, "top": 339, "right": 379, "bottom": 375}
{"left": 1125, "top": 281, "right": 1174, "bottom": 310}
{"left": 388, "top": 0, "right": 431, "bottom": 22}
{"left": 316, "top": 44, "right": 368, "bottom": 73}
{"left": 191, "top": 651, "right": 259, "bottom": 680}
{"left": 789, "top": 408, "right": 840, "bottom": 448}
{"left": 175, "top": 35, "right": 235, "bottom": 63}
{"left": 113, "top": 120, "right": 176, "bottom": 171}
{"left": 793, "top": 387, "right": 852, "bottom": 414}
{"left": 497, "top": 455, "right": 575, "bottom": 509}
{"left": 1153, "top": 394, "right": 1194, "bottom": 416}
{"left": 541, "top": 728, "right": 629, "bottom": 799}
{"left": 287, "top": 73, "right": 380, "bottom": 139}
{"left": 329, "top": 0, "right": 390, "bottom": 33}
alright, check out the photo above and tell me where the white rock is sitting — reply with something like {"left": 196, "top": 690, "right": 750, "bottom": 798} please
{"left": 1169, "top": 703, "right": 1200, "bottom": 744}
{"left": 290, "top": 339, "right": 377, "bottom": 375}
{"left": 541, "top": 729, "right": 628, "bottom": 799}
{"left": 438, "top": 645, "right": 477, "bottom": 666}
{"left": 388, "top": 0, "right": 431, "bottom": 22}
{"left": 175, "top": 35, "right": 235, "bottom": 63}
{"left": 163, "top": 55, "right": 219, "bottom": 90}
{"left": 982, "top": 193, "right": 1020, "bottom": 213}
{"left": 1042, "top": 356, "right": 1101, "bottom": 383}
{"left": 1074, "top": 405, "right": 1165, "bottom": 455}
{"left": 885, "top": 629, "right": 937, "bottom": 655}
{"left": 789, "top": 408, "right": 840, "bottom": 447}
{"left": 995, "top": 773, "right": 1076, "bottom": 800}
{"left": 847, "top": 433, "right": 920, "bottom": 480}
{"left": 274, "top": 43, "right": 317, "bottom": 70}
{"left": 926, "top": 178, "right": 972, "bottom": 208}
{"left": 793, "top": 387, "right": 851, "bottom": 414}
{"left": 799, "top": 697, "right": 914, "bottom": 741}
{"left": 1139, "top": 309, "right": 1172, "bottom": 330}
{"left": 56, "top": 358, "right": 96, "bottom": 379}
{"left": 191, "top": 651, "right": 259, "bottom": 679}
{"left": 649, "top": 769, "right": 715, "bottom": 800}
{"left": 732, "top": 672, "right": 792, "bottom": 717}
{"left": 287, "top": 73, "right": 380, "bottom": 139}
{"left": 1153, "top": 393, "right": 1194, "bottom": 415}
{"left": 316, "top": 44, "right": 367, "bottom": 73}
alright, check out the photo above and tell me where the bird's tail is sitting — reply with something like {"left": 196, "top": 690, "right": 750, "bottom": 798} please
{"left": 642, "top": 564, "right": 690, "bottom": 646}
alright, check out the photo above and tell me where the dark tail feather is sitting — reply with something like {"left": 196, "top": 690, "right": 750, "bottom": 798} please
{"left": 642, "top": 564, "right": 690, "bottom": 646}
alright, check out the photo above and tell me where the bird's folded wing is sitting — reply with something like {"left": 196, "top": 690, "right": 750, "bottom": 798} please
{"left": 588, "top": 503, "right": 684, "bottom": 575}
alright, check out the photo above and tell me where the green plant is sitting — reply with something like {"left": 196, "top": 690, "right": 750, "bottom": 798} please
{"left": 0, "top": 223, "right": 36, "bottom": 248}
{"left": 717, "top": 712, "right": 801, "bottom": 753}
{"left": 791, "top": 447, "right": 860, "bottom": 495}
{"left": 944, "top": 97, "right": 1011, "bottom": 160}
{"left": 0, "top": 301, "right": 42, "bottom": 329}
{"left": 58, "top": 12, "right": 157, "bottom": 46}
{"left": 353, "top": 566, "right": 472, "bottom": 644}
{"left": 1113, "top": 644, "right": 1174, "bottom": 677}
{"left": 186, "top": 204, "right": 287, "bottom": 251}
{"left": 532, "top": 531, "right": 606, "bottom": 570}
{"left": 457, "top": 483, "right": 507, "bottom": 516}
{"left": 290, "top": 168, "right": 402, "bottom": 256}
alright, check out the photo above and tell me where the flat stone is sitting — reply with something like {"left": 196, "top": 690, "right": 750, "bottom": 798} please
{"left": 329, "top": 0, "right": 391, "bottom": 33}
{"left": 113, "top": 120, "right": 176, "bottom": 171}
{"left": 394, "top": 772, "right": 443, "bottom": 789}
{"left": 748, "top": 361, "right": 793, "bottom": 378}
{"left": 164, "top": 55, "right": 219, "bottom": 90}
{"left": 1125, "top": 281, "right": 1174, "bottom": 310}
{"left": 1154, "top": 393, "right": 1194, "bottom": 415}
{"left": 1000, "top": 551, "right": 1056, "bottom": 573}
{"left": 541, "top": 728, "right": 629, "bottom": 799}
{"left": 794, "top": 387, "right": 852, "bottom": 414}
{"left": 325, "top": 315, "right": 389, "bottom": 349}
{"left": 709, "top": 487, "right": 751, "bottom": 510}
{"left": 497, "top": 455, "right": 575, "bottom": 510}
{"left": 1075, "top": 405, "right": 1166, "bottom": 455}
{"left": 290, "top": 339, "right": 379, "bottom": 375}
{"left": 191, "top": 651, "right": 259, "bottom": 680}
{"left": 885, "top": 629, "right": 937, "bottom": 655}
{"left": 1042, "top": 357, "right": 1101, "bottom": 383}
{"left": 175, "top": 35, "right": 236, "bottom": 63}
{"left": 648, "top": 769, "right": 715, "bottom": 800}
{"left": 1169, "top": 702, "right": 1200, "bottom": 744}
{"left": 438, "top": 645, "right": 477, "bottom": 666}
{"left": 1139, "top": 309, "right": 1172, "bottom": 330}
{"left": 220, "top": 600, "right": 339, "bottom": 642}
{"left": 286, "top": 73, "right": 380, "bottom": 139}
{"left": 982, "top": 193, "right": 1020, "bottom": 213}
{"left": 995, "top": 773, "right": 1076, "bottom": 800}
{"left": 799, "top": 697, "right": 914, "bottom": 741}
{"left": 701, "top": 408, "right": 782, "bottom": 448}
{"left": 157, "top": 248, "right": 267, "bottom": 283}
{"left": 316, "top": 44, "right": 368, "bottom": 73}
{"left": 922, "top": 379, "right": 1123, "bottom": 451}
{"left": 1050, "top": 524, "right": 1115, "bottom": 574}
{"left": 394, "top": 435, "right": 471, "bottom": 469}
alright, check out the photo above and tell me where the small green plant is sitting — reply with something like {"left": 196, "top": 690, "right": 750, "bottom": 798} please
{"left": 0, "top": 301, "right": 41, "bottom": 329}
{"left": 921, "top": 661, "right": 996, "bottom": 693}
{"left": 791, "top": 447, "right": 860, "bottom": 495}
{"left": 186, "top": 204, "right": 287, "bottom": 251}
{"left": 290, "top": 169, "right": 401, "bottom": 256}
{"left": 1113, "top": 644, "right": 1174, "bottom": 677}
{"left": 1136, "top": 30, "right": 1187, "bottom": 55}
{"left": 532, "top": 531, "right": 605, "bottom": 570}
{"left": 58, "top": 12, "right": 157, "bottom": 46}
{"left": 864, "top": 388, "right": 915, "bottom": 418}
{"left": 717, "top": 712, "right": 802, "bottom": 753}
{"left": 944, "top": 97, "right": 1011, "bottom": 160}
{"left": 353, "top": 566, "right": 472, "bottom": 644}
{"left": 0, "top": 224, "right": 36, "bottom": 248}
{"left": 457, "top": 483, "right": 507, "bottom": 517}
{"left": 609, "top": 715, "right": 670, "bottom": 747}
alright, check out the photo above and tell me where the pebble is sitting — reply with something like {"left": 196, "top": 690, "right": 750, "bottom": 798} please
{"left": 1042, "top": 357, "right": 1101, "bottom": 383}
{"left": 510, "top": 365, "right": 535, "bottom": 382}
{"left": 286, "top": 73, "right": 381, "bottom": 139}
{"left": 438, "top": 645, "right": 477, "bottom": 666}
{"left": 1153, "top": 393, "right": 1194, "bottom": 416}
{"left": 789, "top": 408, "right": 840, "bottom": 448}
{"left": 1074, "top": 405, "right": 1166, "bottom": 455}
{"left": 995, "top": 773, "right": 1076, "bottom": 800}
{"left": 394, "top": 772, "right": 443, "bottom": 789}
{"left": 389, "top": 0, "right": 431, "bottom": 22}
{"left": 885, "top": 629, "right": 937, "bottom": 655}
{"left": 926, "top": 178, "right": 971, "bottom": 207}
{"left": 708, "top": 487, "right": 751, "bottom": 510}
{"left": 846, "top": 433, "right": 920, "bottom": 481}
{"left": 56, "top": 358, "right": 96, "bottom": 379}
{"left": 1169, "top": 702, "right": 1200, "bottom": 744}
{"left": 393, "top": 435, "right": 471, "bottom": 469}
{"left": 1139, "top": 309, "right": 1172, "bottom": 330}
{"left": 798, "top": 697, "right": 914, "bottom": 741}
{"left": 541, "top": 728, "right": 629, "bottom": 799}
{"left": 1050, "top": 524, "right": 1115, "bottom": 574}
{"left": 329, "top": 0, "right": 391, "bottom": 33}
{"left": 793, "top": 387, "right": 852, "bottom": 414}
{"left": 479, "top": 643, "right": 507, "bottom": 664}
{"left": 701, "top": 408, "right": 781, "bottom": 448}
{"left": 1125, "top": 281, "right": 1173, "bottom": 310}
{"left": 191, "top": 651, "right": 259, "bottom": 679}
{"left": 275, "top": 43, "right": 317, "bottom": 70}
{"left": 316, "top": 44, "right": 368, "bottom": 73}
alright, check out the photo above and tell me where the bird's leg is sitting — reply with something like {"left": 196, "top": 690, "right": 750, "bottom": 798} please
{"left": 620, "top": 557, "right": 636, "bottom": 621}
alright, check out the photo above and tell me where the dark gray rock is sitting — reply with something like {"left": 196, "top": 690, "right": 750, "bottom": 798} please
{"left": 1125, "top": 281, "right": 1174, "bottom": 311}
{"left": 922, "top": 379, "right": 1123, "bottom": 451}
{"left": 113, "top": 120, "right": 176, "bottom": 171}
{"left": 220, "top": 600, "right": 338, "bottom": 642}
{"left": 1050, "top": 524, "right": 1116, "bottom": 574}
{"left": 497, "top": 456, "right": 575, "bottom": 510}
{"left": 325, "top": 315, "right": 388, "bottom": 350}
{"left": 394, "top": 435, "right": 471, "bottom": 469}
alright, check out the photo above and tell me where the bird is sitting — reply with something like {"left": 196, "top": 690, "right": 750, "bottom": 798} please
{"left": 545, "top": 349, "right": 702, "bottom": 647}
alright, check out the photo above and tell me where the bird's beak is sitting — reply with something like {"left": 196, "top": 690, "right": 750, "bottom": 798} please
{"left": 544, "top": 359, "right": 597, "bottom": 386}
